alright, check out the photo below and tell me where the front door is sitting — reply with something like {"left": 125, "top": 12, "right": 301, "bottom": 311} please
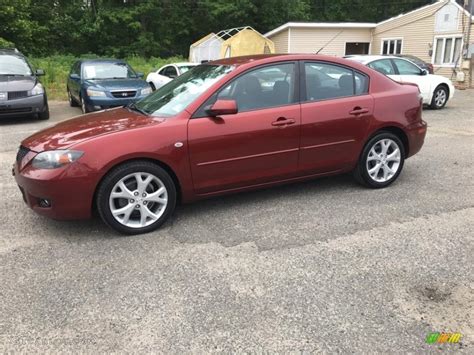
{"left": 367, "top": 59, "right": 402, "bottom": 83}
{"left": 188, "top": 62, "right": 301, "bottom": 194}
{"left": 391, "top": 58, "right": 431, "bottom": 102}
{"left": 299, "top": 61, "right": 374, "bottom": 174}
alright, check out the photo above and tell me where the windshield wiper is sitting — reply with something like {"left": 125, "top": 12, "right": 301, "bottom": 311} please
{"left": 126, "top": 102, "right": 148, "bottom": 116}
{"left": 0, "top": 73, "right": 26, "bottom": 76}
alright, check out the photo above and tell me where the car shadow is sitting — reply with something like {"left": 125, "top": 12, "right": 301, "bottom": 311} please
{"left": 33, "top": 173, "right": 356, "bottom": 243}
{"left": 0, "top": 115, "right": 43, "bottom": 126}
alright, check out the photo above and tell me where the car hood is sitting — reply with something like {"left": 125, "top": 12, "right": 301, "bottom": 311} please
{"left": 84, "top": 78, "right": 148, "bottom": 90}
{"left": 22, "top": 107, "right": 162, "bottom": 152}
{"left": 0, "top": 75, "right": 36, "bottom": 92}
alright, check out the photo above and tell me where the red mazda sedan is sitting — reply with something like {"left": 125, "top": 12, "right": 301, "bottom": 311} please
{"left": 13, "top": 54, "right": 427, "bottom": 234}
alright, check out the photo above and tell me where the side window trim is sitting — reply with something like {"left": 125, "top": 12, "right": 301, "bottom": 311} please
{"left": 389, "top": 59, "right": 400, "bottom": 75}
{"left": 191, "top": 61, "right": 300, "bottom": 118}
{"left": 301, "top": 60, "right": 370, "bottom": 103}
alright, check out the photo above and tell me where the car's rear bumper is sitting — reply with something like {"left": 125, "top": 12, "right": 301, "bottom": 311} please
{"left": 406, "top": 120, "right": 427, "bottom": 158}
{"left": 13, "top": 160, "right": 96, "bottom": 220}
{"left": 0, "top": 94, "right": 46, "bottom": 117}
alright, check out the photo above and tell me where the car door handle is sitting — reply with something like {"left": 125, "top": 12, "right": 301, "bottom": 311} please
{"left": 271, "top": 117, "right": 296, "bottom": 126}
{"left": 349, "top": 107, "right": 369, "bottom": 116}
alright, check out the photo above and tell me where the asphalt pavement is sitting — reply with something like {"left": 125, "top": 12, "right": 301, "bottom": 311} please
{"left": 0, "top": 94, "right": 473, "bottom": 353}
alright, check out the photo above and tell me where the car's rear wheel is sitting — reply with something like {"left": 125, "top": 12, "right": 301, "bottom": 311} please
{"left": 68, "top": 88, "right": 79, "bottom": 107}
{"left": 96, "top": 161, "right": 176, "bottom": 234}
{"left": 353, "top": 132, "right": 405, "bottom": 188}
{"left": 430, "top": 85, "right": 448, "bottom": 109}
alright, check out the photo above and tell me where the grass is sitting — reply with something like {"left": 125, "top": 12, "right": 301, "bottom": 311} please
{"left": 29, "top": 55, "right": 186, "bottom": 100}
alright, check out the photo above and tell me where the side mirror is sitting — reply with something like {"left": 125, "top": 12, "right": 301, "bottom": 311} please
{"left": 421, "top": 69, "right": 429, "bottom": 76}
{"left": 35, "top": 69, "right": 45, "bottom": 76}
{"left": 206, "top": 99, "right": 238, "bottom": 116}
{"left": 69, "top": 73, "right": 80, "bottom": 80}
{"left": 136, "top": 72, "right": 144, "bottom": 78}
{"left": 168, "top": 74, "right": 177, "bottom": 79}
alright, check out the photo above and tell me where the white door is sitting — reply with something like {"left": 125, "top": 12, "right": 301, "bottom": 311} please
{"left": 367, "top": 59, "right": 402, "bottom": 83}
{"left": 391, "top": 58, "right": 431, "bottom": 103}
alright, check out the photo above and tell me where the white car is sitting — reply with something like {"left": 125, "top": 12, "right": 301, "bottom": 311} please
{"left": 146, "top": 62, "right": 198, "bottom": 91}
{"left": 347, "top": 55, "right": 454, "bottom": 109}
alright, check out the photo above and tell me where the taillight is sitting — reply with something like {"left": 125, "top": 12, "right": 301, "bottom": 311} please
{"left": 428, "top": 64, "right": 434, "bottom": 74}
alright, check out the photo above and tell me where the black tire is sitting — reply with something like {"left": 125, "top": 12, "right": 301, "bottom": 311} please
{"left": 149, "top": 82, "right": 156, "bottom": 91}
{"left": 430, "top": 85, "right": 448, "bottom": 109}
{"left": 96, "top": 161, "right": 177, "bottom": 235}
{"left": 353, "top": 132, "right": 405, "bottom": 188}
{"left": 68, "top": 88, "right": 79, "bottom": 107}
{"left": 38, "top": 100, "right": 50, "bottom": 120}
{"left": 80, "top": 96, "right": 90, "bottom": 114}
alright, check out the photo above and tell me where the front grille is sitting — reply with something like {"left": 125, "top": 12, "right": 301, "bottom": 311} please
{"left": 111, "top": 90, "right": 136, "bottom": 98}
{"left": 8, "top": 91, "right": 29, "bottom": 100}
{"left": 16, "top": 145, "right": 30, "bottom": 164}
{"left": 0, "top": 107, "right": 32, "bottom": 114}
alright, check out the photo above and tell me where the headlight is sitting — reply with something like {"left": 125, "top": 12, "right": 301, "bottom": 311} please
{"left": 86, "top": 88, "right": 106, "bottom": 97}
{"left": 32, "top": 150, "right": 84, "bottom": 169}
{"left": 30, "top": 83, "right": 44, "bottom": 96}
{"left": 141, "top": 87, "right": 152, "bottom": 95}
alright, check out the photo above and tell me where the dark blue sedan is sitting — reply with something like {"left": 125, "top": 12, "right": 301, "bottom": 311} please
{"left": 66, "top": 59, "right": 152, "bottom": 113}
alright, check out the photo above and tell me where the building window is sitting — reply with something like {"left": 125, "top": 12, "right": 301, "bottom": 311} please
{"left": 433, "top": 36, "right": 462, "bottom": 66}
{"left": 381, "top": 39, "right": 402, "bottom": 55}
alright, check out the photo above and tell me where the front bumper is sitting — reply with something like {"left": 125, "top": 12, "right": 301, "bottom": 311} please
{"left": 0, "top": 94, "right": 46, "bottom": 117}
{"left": 85, "top": 94, "right": 149, "bottom": 111}
{"left": 13, "top": 158, "right": 97, "bottom": 220}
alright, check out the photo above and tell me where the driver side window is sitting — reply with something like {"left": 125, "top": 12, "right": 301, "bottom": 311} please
{"left": 164, "top": 66, "right": 178, "bottom": 78}
{"left": 194, "top": 63, "right": 296, "bottom": 117}
{"left": 368, "top": 60, "right": 396, "bottom": 75}
{"left": 218, "top": 63, "right": 296, "bottom": 112}
{"left": 393, "top": 59, "right": 421, "bottom": 75}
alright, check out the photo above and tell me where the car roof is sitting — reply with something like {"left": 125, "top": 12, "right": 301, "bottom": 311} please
{"left": 208, "top": 53, "right": 375, "bottom": 68}
{"left": 0, "top": 48, "right": 25, "bottom": 57}
{"left": 175, "top": 62, "right": 198, "bottom": 67}
{"left": 345, "top": 55, "right": 394, "bottom": 64}
{"left": 79, "top": 59, "right": 127, "bottom": 64}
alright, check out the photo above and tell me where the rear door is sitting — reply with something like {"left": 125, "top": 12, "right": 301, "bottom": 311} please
{"left": 367, "top": 59, "right": 402, "bottom": 83}
{"left": 299, "top": 61, "right": 374, "bottom": 174}
{"left": 188, "top": 62, "right": 301, "bottom": 194}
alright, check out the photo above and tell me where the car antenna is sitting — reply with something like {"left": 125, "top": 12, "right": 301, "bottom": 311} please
{"left": 315, "top": 30, "right": 344, "bottom": 54}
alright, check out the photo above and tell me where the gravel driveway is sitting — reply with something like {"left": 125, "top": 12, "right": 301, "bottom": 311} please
{"left": 0, "top": 93, "right": 472, "bottom": 352}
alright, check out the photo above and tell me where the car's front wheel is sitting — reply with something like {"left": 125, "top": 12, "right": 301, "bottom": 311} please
{"left": 96, "top": 161, "right": 177, "bottom": 234}
{"left": 430, "top": 85, "right": 448, "bottom": 109}
{"left": 353, "top": 132, "right": 405, "bottom": 188}
{"left": 80, "top": 96, "right": 90, "bottom": 114}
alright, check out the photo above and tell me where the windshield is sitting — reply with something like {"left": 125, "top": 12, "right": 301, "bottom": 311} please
{"left": 83, "top": 62, "right": 137, "bottom": 80}
{"left": 135, "top": 64, "right": 233, "bottom": 116}
{"left": 0, "top": 55, "right": 32, "bottom": 76}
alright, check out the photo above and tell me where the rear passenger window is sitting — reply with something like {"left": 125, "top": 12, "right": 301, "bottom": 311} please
{"left": 368, "top": 59, "right": 395, "bottom": 75}
{"left": 355, "top": 72, "right": 369, "bottom": 95}
{"left": 304, "top": 62, "right": 368, "bottom": 101}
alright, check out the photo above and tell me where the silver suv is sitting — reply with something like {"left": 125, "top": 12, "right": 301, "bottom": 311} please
{"left": 0, "top": 49, "right": 49, "bottom": 120}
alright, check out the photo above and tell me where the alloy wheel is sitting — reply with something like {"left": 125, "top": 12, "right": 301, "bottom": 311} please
{"left": 109, "top": 172, "right": 168, "bottom": 228}
{"left": 366, "top": 138, "right": 401, "bottom": 183}
{"left": 434, "top": 88, "right": 447, "bottom": 108}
